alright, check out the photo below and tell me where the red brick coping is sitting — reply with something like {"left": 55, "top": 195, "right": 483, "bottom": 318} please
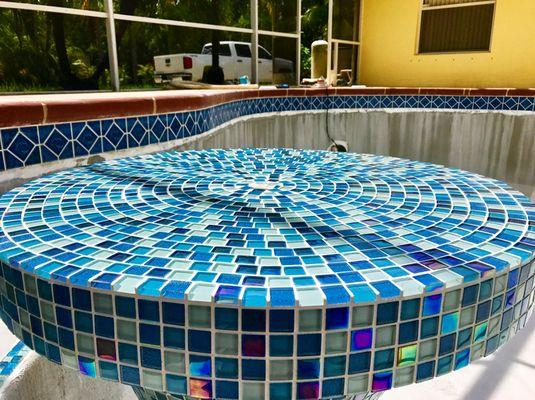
{"left": 0, "top": 87, "right": 533, "bottom": 129}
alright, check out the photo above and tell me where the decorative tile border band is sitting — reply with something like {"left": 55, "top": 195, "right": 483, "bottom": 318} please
{"left": 1, "top": 87, "right": 534, "bottom": 129}
{"left": 1, "top": 92, "right": 534, "bottom": 173}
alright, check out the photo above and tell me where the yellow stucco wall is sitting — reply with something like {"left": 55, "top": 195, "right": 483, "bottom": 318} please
{"left": 359, "top": 0, "right": 535, "bottom": 88}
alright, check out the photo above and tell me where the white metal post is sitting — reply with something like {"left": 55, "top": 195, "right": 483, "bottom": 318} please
{"left": 103, "top": 0, "right": 120, "bottom": 91}
{"left": 296, "top": 0, "right": 302, "bottom": 84}
{"left": 327, "top": 0, "right": 333, "bottom": 85}
{"left": 250, "top": 0, "right": 258, "bottom": 84}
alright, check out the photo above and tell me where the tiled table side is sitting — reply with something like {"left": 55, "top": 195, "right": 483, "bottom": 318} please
{"left": 0, "top": 149, "right": 533, "bottom": 400}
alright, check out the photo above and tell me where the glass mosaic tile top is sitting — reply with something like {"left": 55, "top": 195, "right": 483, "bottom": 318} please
{"left": 0, "top": 148, "right": 534, "bottom": 400}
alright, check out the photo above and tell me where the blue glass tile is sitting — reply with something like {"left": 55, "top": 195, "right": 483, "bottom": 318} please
{"left": 115, "top": 296, "right": 136, "bottom": 319}
{"left": 457, "top": 328, "right": 472, "bottom": 348}
{"left": 99, "top": 361, "right": 119, "bottom": 381}
{"left": 441, "top": 312, "right": 459, "bottom": 335}
{"left": 270, "top": 310, "right": 294, "bottom": 332}
{"left": 422, "top": 294, "right": 442, "bottom": 316}
{"left": 371, "top": 281, "right": 401, "bottom": 298}
{"left": 216, "top": 380, "right": 238, "bottom": 399}
{"left": 348, "top": 351, "right": 371, "bottom": 374}
{"left": 74, "top": 311, "right": 93, "bottom": 333}
{"left": 58, "top": 328, "right": 74, "bottom": 350}
{"left": 377, "top": 302, "right": 399, "bottom": 325}
{"left": 325, "top": 307, "right": 349, "bottom": 330}
{"left": 121, "top": 365, "right": 140, "bottom": 385}
{"left": 78, "top": 356, "right": 96, "bottom": 378}
{"left": 241, "top": 359, "right": 265, "bottom": 380}
{"left": 118, "top": 342, "right": 138, "bottom": 365}
{"left": 297, "top": 334, "right": 321, "bottom": 356}
{"left": 401, "top": 299, "right": 420, "bottom": 320}
{"left": 141, "top": 347, "right": 161, "bottom": 370}
{"left": 94, "top": 315, "right": 114, "bottom": 339}
{"left": 46, "top": 343, "right": 61, "bottom": 364}
{"left": 139, "top": 323, "right": 160, "bottom": 346}
{"left": 416, "top": 361, "right": 435, "bottom": 382}
{"left": 72, "top": 288, "right": 92, "bottom": 311}
{"left": 454, "top": 348, "right": 470, "bottom": 370}
{"left": 190, "top": 355, "right": 211, "bottom": 377}
{"left": 270, "top": 383, "right": 292, "bottom": 400}
{"left": 421, "top": 317, "right": 439, "bottom": 339}
{"left": 138, "top": 299, "right": 159, "bottom": 322}
{"left": 349, "top": 284, "right": 377, "bottom": 303}
{"left": 166, "top": 374, "right": 187, "bottom": 395}
{"left": 374, "top": 348, "right": 394, "bottom": 370}
{"left": 270, "top": 335, "right": 293, "bottom": 357}
{"left": 162, "top": 302, "right": 185, "bottom": 326}
{"left": 399, "top": 320, "right": 419, "bottom": 344}
{"left": 462, "top": 285, "right": 479, "bottom": 307}
{"left": 215, "top": 357, "right": 238, "bottom": 379}
{"left": 324, "top": 355, "right": 346, "bottom": 377}
{"left": 476, "top": 300, "right": 491, "bottom": 323}
{"left": 298, "top": 358, "right": 320, "bottom": 379}
{"left": 437, "top": 355, "right": 453, "bottom": 375}
{"left": 215, "top": 308, "right": 238, "bottom": 330}
{"left": 188, "top": 330, "right": 211, "bottom": 353}
{"left": 479, "top": 279, "right": 493, "bottom": 301}
{"left": 53, "top": 284, "right": 70, "bottom": 307}
{"left": 439, "top": 333, "right": 456, "bottom": 356}
{"left": 55, "top": 306, "right": 73, "bottom": 328}
{"left": 242, "top": 309, "right": 266, "bottom": 332}
{"left": 164, "top": 327, "right": 185, "bottom": 350}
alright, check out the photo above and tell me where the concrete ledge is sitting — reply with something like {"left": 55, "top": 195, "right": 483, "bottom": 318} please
{"left": 1, "top": 87, "right": 533, "bottom": 128}
{"left": 382, "top": 311, "right": 535, "bottom": 400}
{"left": 0, "top": 352, "right": 134, "bottom": 400}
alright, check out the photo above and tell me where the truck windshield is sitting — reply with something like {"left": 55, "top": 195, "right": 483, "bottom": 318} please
{"left": 201, "top": 44, "right": 231, "bottom": 57}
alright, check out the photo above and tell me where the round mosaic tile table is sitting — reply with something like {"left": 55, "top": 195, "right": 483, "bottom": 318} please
{"left": 0, "top": 149, "right": 534, "bottom": 400}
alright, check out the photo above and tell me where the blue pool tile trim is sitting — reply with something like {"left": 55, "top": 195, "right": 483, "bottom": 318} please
{"left": 0, "top": 341, "right": 30, "bottom": 387}
{"left": 1, "top": 94, "right": 534, "bottom": 172}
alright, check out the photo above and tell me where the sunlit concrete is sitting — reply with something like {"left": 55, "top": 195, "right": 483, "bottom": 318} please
{"left": 0, "top": 322, "right": 19, "bottom": 359}
{"left": 383, "top": 315, "right": 535, "bottom": 400}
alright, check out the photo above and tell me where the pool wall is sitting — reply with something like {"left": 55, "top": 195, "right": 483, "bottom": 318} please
{"left": 1, "top": 87, "right": 533, "bottom": 198}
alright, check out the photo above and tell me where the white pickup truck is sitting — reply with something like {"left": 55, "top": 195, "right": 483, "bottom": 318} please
{"left": 154, "top": 41, "right": 294, "bottom": 84}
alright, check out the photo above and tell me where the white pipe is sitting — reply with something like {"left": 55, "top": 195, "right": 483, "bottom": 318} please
{"left": 103, "top": 0, "right": 120, "bottom": 92}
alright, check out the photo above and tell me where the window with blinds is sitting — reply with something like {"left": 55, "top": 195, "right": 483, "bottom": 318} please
{"left": 418, "top": 0, "right": 496, "bottom": 53}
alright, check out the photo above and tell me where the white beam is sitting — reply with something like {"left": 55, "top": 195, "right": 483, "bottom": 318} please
{"left": 296, "top": 0, "right": 302, "bottom": 84}
{"left": 113, "top": 13, "right": 252, "bottom": 34}
{"left": 103, "top": 0, "right": 120, "bottom": 92}
{"left": 250, "top": 0, "right": 258, "bottom": 84}
{"left": 327, "top": 0, "right": 334, "bottom": 84}
{"left": 0, "top": 1, "right": 106, "bottom": 18}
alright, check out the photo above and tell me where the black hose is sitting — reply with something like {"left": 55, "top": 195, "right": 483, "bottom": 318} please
{"left": 325, "top": 87, "right": 336, "bottom": 147}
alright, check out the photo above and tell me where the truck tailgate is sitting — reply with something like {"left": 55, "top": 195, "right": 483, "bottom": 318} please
{"left": 153, "top": 55, "right": 185, "bottom": 74}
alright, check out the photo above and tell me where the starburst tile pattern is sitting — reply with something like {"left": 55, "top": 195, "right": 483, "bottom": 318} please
{"left": 0, "top": 149, "right": 533, "bottom": 399}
